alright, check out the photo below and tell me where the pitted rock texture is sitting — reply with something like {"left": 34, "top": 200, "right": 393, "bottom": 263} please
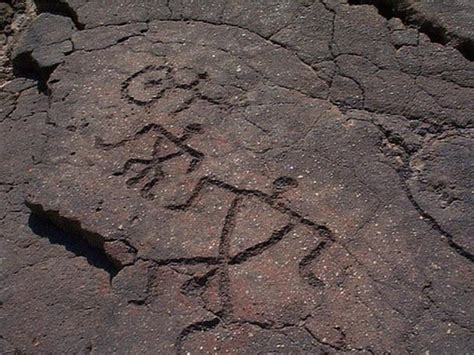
{"left": 1, "top": 0, "right": 473, "bottom": 353}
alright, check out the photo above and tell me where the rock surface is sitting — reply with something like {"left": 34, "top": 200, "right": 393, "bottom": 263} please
{"left": 0, "top": 0, "right": 35, "bottom": 81}
{"left": 12, "top": 12, "right": 75, "bottom": 77}
{"left": 0, "top": 0, "right": 473, "bottom": 353}
{"left": 349, "top": 0, "right": 474, "bottom": 61}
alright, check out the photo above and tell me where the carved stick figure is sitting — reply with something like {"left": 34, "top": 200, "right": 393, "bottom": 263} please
{"left": 96, "top": 123, "right": 204, "bottom": 199}
{"left": 163, "top": 175, "right": 335, "bottom": 353}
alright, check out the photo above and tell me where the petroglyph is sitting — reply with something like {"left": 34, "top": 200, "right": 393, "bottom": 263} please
{"left": 96, "top": 122, "right": 204, "bottom": 199}
{"left": 5, "top": 3, "right": 473, "bottom": 352}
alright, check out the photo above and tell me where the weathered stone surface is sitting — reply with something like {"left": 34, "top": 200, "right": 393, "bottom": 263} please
{"left": 12, "top": 13, "right": 75, "bottom": 76}
{"left": 1, "top": 0, "right": 473, "bottom": 353}
{"left": 348, "top": 0, "right": 474, "bottom": 61}
{"left": 409, "top": 132, "right": 474, "bottom": 254}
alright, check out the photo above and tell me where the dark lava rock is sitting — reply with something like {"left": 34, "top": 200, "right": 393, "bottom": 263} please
{"left": 0, "top": 0, "right": 473, "bottom": 353}
{"left": 349, "top": 0, "right": 474, "bottom": 61}
{"left": 12, "top": 12, "right": 75, "bottom": 77}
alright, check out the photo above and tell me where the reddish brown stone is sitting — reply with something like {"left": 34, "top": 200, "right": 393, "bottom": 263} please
{"left": 1, "top": 0, "right": 473, "bottom": 353}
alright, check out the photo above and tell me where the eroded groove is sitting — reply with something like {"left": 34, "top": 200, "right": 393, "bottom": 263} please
{"left": 149, "top": 256, "right": 220, "bottom": 266}
{"left": 398, "top": 167, "right": 474, "bottom": 262}
{"left": 96, "top": 121, "right": 204, "bottom": 200}
{"left": 299, "top": 240, "right": 330, "bottom": 288}
{"left": 121, "top": 65, "right": 172, "bottom": 106}
{"left": 27, "top": 207, "right": 120, "bottom": 278}
{"left": 175, "top": 318, "right": 221, "bottom": 355}
{"left": 216, "top": 196, "right": 242, "bottom": 320}
{"left": 229, "top": 223, "right": 296, "bottom": 265}
{"left": 347, "top": 0, "right": 473, "bottom": 61}
{"left": 167, "top": 176, "right": 327, "bottom": 232}
{"left": 373, "top": 122, "right": 474, "bottom": 262}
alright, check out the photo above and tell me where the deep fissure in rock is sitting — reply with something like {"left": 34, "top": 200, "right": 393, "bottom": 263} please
{"left": 347, "top": 0, "right": 473, "bottom": 61}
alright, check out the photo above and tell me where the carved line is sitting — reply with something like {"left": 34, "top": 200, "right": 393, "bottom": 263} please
{"left": 96, "top": 122, "right": 205, "bottom": 199}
